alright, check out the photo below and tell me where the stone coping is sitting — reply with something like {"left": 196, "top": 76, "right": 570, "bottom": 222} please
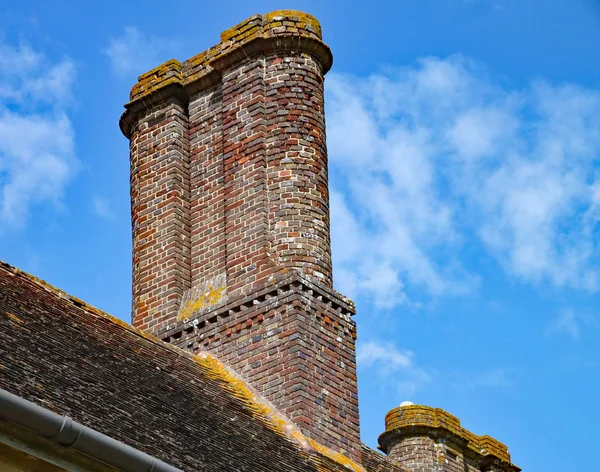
{"left": 379, "top": 405, "right": 520, "bottom": 471}
{"left": 119, "top": 10, "right": 333, "bottom": 139}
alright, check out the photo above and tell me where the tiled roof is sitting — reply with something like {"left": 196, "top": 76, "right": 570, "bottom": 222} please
{"left": 0, "top": 261, "right": 365, "bottom": 471}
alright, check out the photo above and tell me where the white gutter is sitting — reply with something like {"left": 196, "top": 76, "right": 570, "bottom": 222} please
{"left": 0, "top": 388, "right": 182, "bottom": 472}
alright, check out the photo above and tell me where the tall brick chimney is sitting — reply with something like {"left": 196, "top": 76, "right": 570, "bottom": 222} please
{"left": 120, "top": 11, "right": 361, "bottom": 461}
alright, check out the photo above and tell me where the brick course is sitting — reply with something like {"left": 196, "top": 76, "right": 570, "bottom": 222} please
{"left": 123, "top": 12, "right": 335, "bottom": 334}
{"left": 264, "top": 52, "right": 332, "bottom": 285}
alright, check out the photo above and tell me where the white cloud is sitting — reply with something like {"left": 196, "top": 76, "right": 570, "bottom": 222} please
{"left": 358, "top": 340, "right": 413, "bottom": 370}
{"left": 446, "top": 106, "right": 518, "bottom": 160}
{"left": 326, "top": 55, "right": 600, "bottom": 306}
{"left": 547, "top": 309, "right": 599, "bottom": 340}
{"left": 357, "top": 340, "right": 512, "bottom": 397}
{"left": 0, "top": 41, "right": 77, "bottom": 230}
{"left": 549, "top": 309, "right": 580, "bottom": 339}
{"left": 104, "top": 27, "right": 178, "bottom": 78}
{"left": 92, "top": 196, "right": 115, "bottom": 221}
{"left": 0, "top": 42, "right": 75, "bottom": 107}
{"left": 357, "top": 340, "right": 431, "bottom": 397}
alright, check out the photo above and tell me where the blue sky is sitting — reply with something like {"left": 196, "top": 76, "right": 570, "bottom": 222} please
{"left": 1, "top": 1, "right": 599, "bottom": 470}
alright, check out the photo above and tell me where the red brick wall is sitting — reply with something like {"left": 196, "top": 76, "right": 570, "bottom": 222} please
{"left": 387, "top": 436, "right": 439, "bottom": 471}
{"left": 183, "top": 51, "right": 333, "bottom": 301}
{"left": 125, "top": 12, "right": 334, "bottom": 331}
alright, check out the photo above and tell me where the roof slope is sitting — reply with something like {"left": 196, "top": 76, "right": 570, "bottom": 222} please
{"left": 0, "top": 261, "right": 364, "bottom": 472}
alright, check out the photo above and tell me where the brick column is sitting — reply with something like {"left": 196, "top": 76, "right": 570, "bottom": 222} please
{"left": 128, "top": 89, "right": 190, "bottom": 333}
{"left": 221, "top": 56, "right": 273, "bottom": 296}
{"left": 188, "top": 84, "right": 225, "bottom": 287}
{"left": 265, "top": 51, "right": 333, "bottom": 287}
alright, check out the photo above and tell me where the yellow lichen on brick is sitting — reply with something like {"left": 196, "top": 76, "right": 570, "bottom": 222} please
{"left": 184, "top": 47, "right": 216, "bottom": 69}
{"left": 177, "top": 284, "right": 226, "bottom": 320}
{"left": 193, "top": 352, "right": 307, "bottom": 443}
{"left": 220, "top": 15, "right": 262, "bottom": 42}
{"left": 130, "top": 59, "right": 183, "bottom": 101}
{"left": 137, "top": 58, "right": 182, "bottom": 82}
{"left": 263, "top": 10, "right": 322, "bottom": 39}
{"left": 127, "top": 10, "right": 327, "bottom": 104}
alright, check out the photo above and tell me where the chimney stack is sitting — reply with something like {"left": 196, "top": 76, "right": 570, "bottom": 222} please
{"left": 120, "top": 11, "right": 361, "bottom": 460}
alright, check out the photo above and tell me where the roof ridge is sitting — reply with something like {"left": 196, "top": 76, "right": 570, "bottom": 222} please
{"left": 0, "top": 259, "right": 365, "bottom": 472}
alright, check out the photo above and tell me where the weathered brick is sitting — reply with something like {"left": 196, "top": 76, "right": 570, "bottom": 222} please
{"left": 121, "top": 10, "right": 355, "bottom": 458}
